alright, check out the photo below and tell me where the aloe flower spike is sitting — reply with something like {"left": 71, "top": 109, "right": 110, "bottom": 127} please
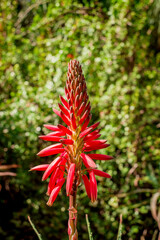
{"left": 30, "top": 60, "right": 113, "bottom": 240}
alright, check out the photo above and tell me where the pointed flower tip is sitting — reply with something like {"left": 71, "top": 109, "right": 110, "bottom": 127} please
{"left": 46, "top": 201, "right": 52, "bottom": 207}
{"left": 42, "top": 177, "right": 45, "bottom": 181}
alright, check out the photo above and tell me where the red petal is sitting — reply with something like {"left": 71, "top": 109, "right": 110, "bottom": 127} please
{"left": 81, "top": 114, "right": 92, "bottom": 132}
{"left": 87, "top": 154, "right": 113, "bottom": 160}
{"left": 37, "top": 143, "right": 63, "bottom": 152}
{"left": 37, "top": 148, "right": 64, "bottom": 157}
{"left": 77, "top": 102, "right": 85, "bottom": 116}
{"left": 39, "top": 136, "right": 62, "bottom": 141}
{"left": 82, "top": 175, "right": 91, "bottom": 198}
{"left": 47, "top": 131, "right": 65, "bottom": 137}
{"left": 42, "top": 156, "right": 62, "bottom": 181}
{"left": 60, "top": 96, "right": 69, "bottom": 109}
{"left": 44, "top": 124, "right": 60, "bottom": 131}
{"left": 80, "top": 153, "right": 97, "bottom": 169}
{"left": 84, "top": 101, "right": 90, "bottom": 112}
{"left": 53, "top": 108, "right": 61, "bottom": 117}
{"left": 84, "top": 144, "right": 110, "bottom": 152}
{"left": 58, "top": 103, "right": 70, "bottom": 118}
{"left": 79, "top": 126, "right": 93, "bottom": 138}
{"left": 30, "top": 164, "right": 49, "bottom": 171}
{"left": 70, "top": 89, "right": 75, "bottom": 103}
{"left": 58, "top": 124, "right": 72, "bottom": 136}
{"left": 75, "top": 95, "right": 79, "bottom": 108}
{"left": 47, "top": 178, "right": 65, "bottom": 206}
{"left": 65, "top": 87, "right": 69, "bottom": 100}
{"left": 60, "top": 111, "right": 71, "bottom": 126}
{"left": 93, "top": 169, "right": 111, "bottom": 178}
{"left": 84, "top": 129, "right": 101, "bottom": 141}
{"left": 56, "top": 177, "right": 66, "bottom": 187}
{"left": 84, "top": 133, "right": 101, "bottom": 142}
{"left": 46, "top": 170, "right": 57, "bottom": 195}
{"left": 46, "top": 157, "right": 66, "bottom": 195}
{"left": 89, "top": 122, "right": 100, "bottom": 130}
{"left": 89, "top": 171, "right": 97, "bottom": 202}
{"left": 66, "top": 163, "right": 75, "bottom": 196}
{"left": 75, "top": 86, "right": 80, "bottom": 98}
{"left": 47, "top": 186, "right": 61, "bottom": 206}
{"left": 71, "top": 113, "right": 77, "bottom": 129}
{"left": 79, "top": 110, "right": 89, "bottom": 124}
{"left": 85, "top": 140, "right": 107, "bottom": 146}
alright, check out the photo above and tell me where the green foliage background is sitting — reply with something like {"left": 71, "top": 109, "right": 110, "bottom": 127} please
{"left": 0, "top": 0, "right": 160, "bottom": 239}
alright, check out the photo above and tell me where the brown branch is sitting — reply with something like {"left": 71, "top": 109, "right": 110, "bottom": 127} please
{"left": 0, "top": 172, "right": 17, "bottom": 176}
{"left": 0, "top": 164, "right": 20, "bottom": 170}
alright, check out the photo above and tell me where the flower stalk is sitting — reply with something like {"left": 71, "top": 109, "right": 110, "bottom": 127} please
{"left": 68, "top": 179, "right": 78, "bottom": 240}
{"left": 30, "top": 60, "right": 113, "bottom": 239}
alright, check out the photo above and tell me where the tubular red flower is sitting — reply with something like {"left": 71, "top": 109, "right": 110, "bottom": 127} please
{"left": 70, "top": 113, "right": 77, "bottom": 129}
{"left": 79, "top": 110, "right": 89, "bottom": 124}
{"left": 46, "top": 170, "right": 57, "bottom": 196}
{"left": 42, "top": 156, "right": 62, "bottom": 181}
{"left": 79, "top": 126, "right": 93, "bottom": 138}
{"left": 43, "top": 124, "right": 60, "bottom": 131}
{"left": 58, "top": 124, "right": 72, "bottom": 135}
{"left": 37, "top": 148, "right": 64, "bottom": 157}
{"left": 30, "top": 164, "right": 49, "bottom": 171}
{"left": 37, "top": 143, "right": 63, "bottom": 152}
{"left": 92, "top": 169, "right": 111, "bottom": 178}
{"left": 46, "top": 131, "right": 65, "bottom": 137}
{"left": 53, "top": 108, "right": 61, "bottom": 117}
{"left": 89, "top": 171, "right": 97, "bottom": 203}
{"left": 58, "top": 103, "right": 70, "bottom": 118}
{"left": 85, "top": 140, "right": 107, "bottom": 146}
{"left": 47, "top": 178, "right": 65, "bottom": 206}
{"left": 77, "top": 102, "right": 85, "bottom": 116}
{"left": 66, "top": 163, "right": 75, "bottom": 196}
{"left": 81, "top": 153, "right": 97, "bottom": 169}
{"left": 81, "top": 114, "right": 91, "bottom": 132}
{"left": 60, "top": 95, "right": 69, "bottom": 109}
{"left": 89, "top": 121, "right": 100, "bottom": 130}
{"left": 87, "top": 154, "right": 113, "bottom": 160}
{"left": 84, "top": 133, "right": 101, "bottom": 142}
{"left": 46, "top": 157, "right": 67, "bottom": 195}
{"left": 84, "top": 129, "right": 100, "bottom": 141}
{"left": 84, "top": 143, "right": 110, "bottom": 152}
{"left": 60, "top": 111, "right": 71, "bottom": 126}
{"left": 82, "top": 175, "right": 91, "bottom": 199}
{"left": 39, "top": 136, "right": 62, "bottom": 141}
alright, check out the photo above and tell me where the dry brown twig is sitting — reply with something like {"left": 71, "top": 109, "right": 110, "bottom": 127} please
{"left": 150, "top": 191, "right": 160, "bottom": 240}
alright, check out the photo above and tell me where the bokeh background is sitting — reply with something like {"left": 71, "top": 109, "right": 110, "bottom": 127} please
{"left": 0, "top": 0, "right": 160, "bottom": 239}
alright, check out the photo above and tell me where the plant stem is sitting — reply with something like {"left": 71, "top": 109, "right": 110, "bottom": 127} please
{"left": 86, "top": 214, "right": 93, "bottom": 240}
{"left": 28, "top": 216, "right": 43, "bottom": 240}
{"left": 68, "top": 180, "right": 78, "bottom": 240}
{"left": 117, "top": 214, "right": 123, "bottom": 240}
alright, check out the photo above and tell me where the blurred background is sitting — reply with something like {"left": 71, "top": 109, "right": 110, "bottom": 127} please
{"left": 0, "top": 0, "right": 160, "bottom": 239}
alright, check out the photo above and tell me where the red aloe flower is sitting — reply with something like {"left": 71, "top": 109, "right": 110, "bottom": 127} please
{"left": 66, "top": 163, "right": 76, "bottom": 196}
{"left": 30, "top": 60, "right": 113, "bottom": 240}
